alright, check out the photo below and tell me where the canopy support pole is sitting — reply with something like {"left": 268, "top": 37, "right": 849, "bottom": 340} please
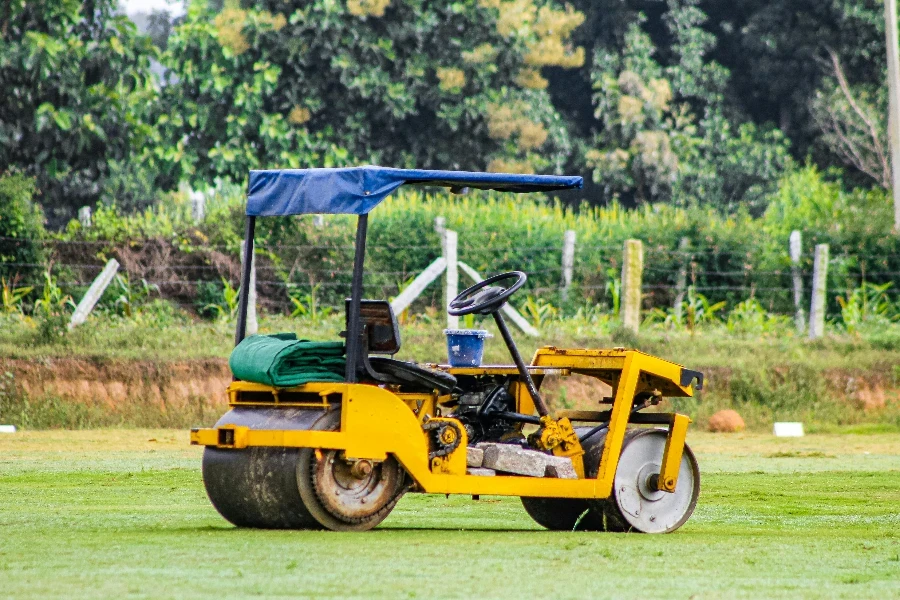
{"left": 345, "top": 214, "right": 368, "bottom": 382}
{"left": 234, "top": 216, "right": 256, "bottom": 347}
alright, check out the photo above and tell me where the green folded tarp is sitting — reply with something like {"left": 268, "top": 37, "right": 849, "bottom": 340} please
{"left": 229, "top": 333, "right": 346, "bottom": 387}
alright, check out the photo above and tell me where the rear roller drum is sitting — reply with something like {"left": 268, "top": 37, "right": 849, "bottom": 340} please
{"left": 201, "top": 407, "right": 330, "bottom": 529}
{"left": 588, "top": 428, "right": 700, "bottom": 534}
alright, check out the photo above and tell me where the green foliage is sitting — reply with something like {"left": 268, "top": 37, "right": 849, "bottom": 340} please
{"left": 156, "top": 0, "right": 584, "bottom": 185}
{"left": 104, "top": 274, "right": 160, "bottom": 318}
{"left": 202, "top": 278, "right": 240, "bottom": 322}
{"left": 725, "top": 298, "right": 790, "bottom": 336}
{"left": 288, "top": 283, "right": 332, "bottom": 324}
{"left": 1, "top": 277, "right": 33, "bottom": 316}
{"left": 837, "top": 282, "right": 898, "bottom": 334}
{"left": 0, "top": 172, "right": 45, "bottom": 283}
{"left": 48, "top": 169, "right": 900, "bottom": 324}
{"left": 0, "top": 0, "right": 161, "bottom": 224}
{"left": 33, "top": 269, "right": 74, "bottom": 342}
{"left": 647, "top": 286, "right": 727, "bottom": 333}
{"left": 587, "top": 1, "right": 791, "bottom": 212}
{"left": 520, "top": 295, "right": 558, "bottom": 328}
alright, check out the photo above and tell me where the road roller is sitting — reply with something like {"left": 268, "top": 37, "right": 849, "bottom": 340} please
{"left": 191, "top": 167, "right": 703, "bottom": 533}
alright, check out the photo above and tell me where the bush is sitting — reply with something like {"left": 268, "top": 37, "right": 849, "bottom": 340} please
{"left": 0, "top": 172, "right": 46, "bottom": 285}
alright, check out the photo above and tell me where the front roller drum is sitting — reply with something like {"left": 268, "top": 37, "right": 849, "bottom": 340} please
{"left": 522, "top": 428, "right": 700, "bottom": 533}
{"left": 588, "top": 428, "right": 700, "bottom": 533}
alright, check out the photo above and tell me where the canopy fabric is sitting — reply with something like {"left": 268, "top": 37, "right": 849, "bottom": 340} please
{"left": 246, "top": 166, "right": 583, "bottom": 216}
{"left": 229, "top": 333, "right": 345, "bottom": 387}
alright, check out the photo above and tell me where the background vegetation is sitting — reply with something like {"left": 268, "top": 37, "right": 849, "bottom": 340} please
{"left": 3, "top": 0, "right": 900, "bottom": 431}
{"left": 2, "top": 0, "right": 898, "bottom": 221}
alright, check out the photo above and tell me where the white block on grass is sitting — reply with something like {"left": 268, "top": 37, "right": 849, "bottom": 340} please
{"left": 0, "top": 425, "right": 17, "bottom": 433}
{"left": 773, "top": 422, "right": 804, "bottom": 437}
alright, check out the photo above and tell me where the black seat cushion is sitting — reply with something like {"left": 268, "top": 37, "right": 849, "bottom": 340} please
{"left": 368, "top": 357, "right": 457, "bottom": 395}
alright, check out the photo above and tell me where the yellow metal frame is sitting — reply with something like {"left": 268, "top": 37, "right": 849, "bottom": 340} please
{"left": 191, "top": 348, "right": 696, "bottom": 500}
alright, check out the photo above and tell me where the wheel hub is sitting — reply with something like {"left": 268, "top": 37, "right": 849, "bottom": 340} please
{"left": 312, "top": 451, "right": 402, "bottom": 520}
{"left": 608, "top": 429, "right": 700, "bottom": 533}
{"left": 636, "top": 463, "right": 665, "bottom": 502}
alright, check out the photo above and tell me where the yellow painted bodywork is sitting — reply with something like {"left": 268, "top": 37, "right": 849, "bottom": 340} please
{"left": 191, "top": 348, "right": 697, "bottom": 500}
{"left": 659, "top": 413, "right": 691, "bottom": 492}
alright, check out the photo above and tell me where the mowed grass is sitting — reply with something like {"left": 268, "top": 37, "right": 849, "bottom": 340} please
{"left": 0, "top": 432, "right": 898, "bottom": 599}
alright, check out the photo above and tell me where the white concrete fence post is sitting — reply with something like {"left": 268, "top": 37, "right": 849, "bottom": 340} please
{"left": 190, "top": 191, "right": 205, "bottom": 223}
{"left": 790, "top": 230, "right": 805, "bottom": 334}
{"left": 434, "top": 216, "right": 446, "bottom": 237}
{"left": 78, "top": 206, "right": 91, "bottom": 229}
{"left": 808, "top": 243, "right": 829, "bottom": 340}
{"left": 673, "top": 237, "right": 689, "bottom": 323}
{"left": 621, "top": 239, "right": 643, "bottom": 333}
{"left": 560, "top": 230, "right": 576, "bottom": 302}
{"left": 68, "top": 259, "right": 119, "bottom": 329}
{"left": 240, "top": 239, "right": 258, "bottom": 335}
{"left": 443, "top": 229, "right": 459, "bottom": 329}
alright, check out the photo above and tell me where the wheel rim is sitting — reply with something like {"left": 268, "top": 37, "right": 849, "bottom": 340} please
{"left": 312, "top": 451, "right": 403, "bottom": 522}
{"left": 611, "top": 429, "right": 700, "bottom": 533}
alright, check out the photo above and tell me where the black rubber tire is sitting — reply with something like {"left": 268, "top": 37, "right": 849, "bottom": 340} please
{"left": 296, "top": 410, "right": 406, "bottom": 532}
{"left": 519, "top": 427, "right": 610, "bottom": 531}
{"left": 581, "top": 428, "right": 634, "bottom": 532}
{"left": 201, "top": 407, "right": 331, "bottom": 529}
{"left": 521, "top": 496, "right": 605, "bottom": 531}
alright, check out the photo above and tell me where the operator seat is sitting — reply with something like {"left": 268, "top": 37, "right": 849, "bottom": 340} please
{"left": 345, "top": 300, "right": 457, "bottom": 395}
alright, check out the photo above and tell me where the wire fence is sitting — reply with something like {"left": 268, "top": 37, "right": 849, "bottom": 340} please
{"left": 0, "top": 233, "right": 892, "bottom": 318}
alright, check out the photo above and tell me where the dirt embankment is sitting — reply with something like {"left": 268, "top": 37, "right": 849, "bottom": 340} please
{"left": 1, "top": 357, "right": 232, "bottom": 413}
{"left": 1, "top": 358, "right": 897, "bottom": 428}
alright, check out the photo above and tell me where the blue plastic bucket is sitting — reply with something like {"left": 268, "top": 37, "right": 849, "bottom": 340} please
{"left": 444, "top": 329, "right": 492, "bottom": 367}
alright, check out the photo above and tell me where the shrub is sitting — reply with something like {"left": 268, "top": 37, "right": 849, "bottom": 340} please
{"left": 0, "top": 172, "right": 46, "bottom": 285}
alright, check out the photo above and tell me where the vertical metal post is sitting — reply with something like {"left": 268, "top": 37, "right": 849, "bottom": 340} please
{"left": 808, "top": 243, "right": 829, "bottom": 340}
{"left": 673, "top": 237, "right": 689, "bottom": 323}
{"left": 345, "top": 214, "right": 368, "bottom": 382}
{"left": 790, "top": 231, "right": 805, "bottom": 334}
{"left": 560, "top": 230, "right": 576, "bottom": 302}
{"left": 443, "top": 229, "right": 459, "bottom": 329}
{"left": 621, "top": 239, "right": 643, "bottom": 333}
{"left": 234, "top": 217, "right": 256, "bottom": 346}
{"left": 240, "top": 237, "right": 258, "bottom": 336}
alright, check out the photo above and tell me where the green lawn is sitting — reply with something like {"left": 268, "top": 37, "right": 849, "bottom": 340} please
{"left": 0, "top": 431, "right": 898, "bottom": 599}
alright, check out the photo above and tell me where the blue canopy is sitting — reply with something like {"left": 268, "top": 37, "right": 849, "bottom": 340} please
{"left": 246, "top": 167, "right": 583, "bottom": 216}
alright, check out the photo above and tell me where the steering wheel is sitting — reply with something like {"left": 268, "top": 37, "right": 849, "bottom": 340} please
{"left": 448, "top": 271, "right": 527, "bottom": 316}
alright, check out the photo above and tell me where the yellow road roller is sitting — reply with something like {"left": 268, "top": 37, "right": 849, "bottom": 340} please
{"left": 191, "top": 167, "right": 703, "bottom": 533}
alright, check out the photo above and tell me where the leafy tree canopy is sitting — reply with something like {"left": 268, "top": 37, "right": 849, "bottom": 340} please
{"left": 157, "top": 0, "right": 587, "bottom": 188}
{"left": 0, "top": 0, "right": 159, "bottom": 225}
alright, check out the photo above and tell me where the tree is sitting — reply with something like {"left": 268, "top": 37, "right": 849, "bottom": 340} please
{"left": 0, "top": 0, "right": 160, "bottom": 225}
{"left": 156, "top": 0, "right": 587, "bottom": 187}
{"left": 586, "top": 0, "right": 791, "bottom": 213}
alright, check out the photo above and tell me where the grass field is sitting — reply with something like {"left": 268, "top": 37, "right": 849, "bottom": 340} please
{"left": 1, "top": 431, "right": 898, "bottom": 599}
